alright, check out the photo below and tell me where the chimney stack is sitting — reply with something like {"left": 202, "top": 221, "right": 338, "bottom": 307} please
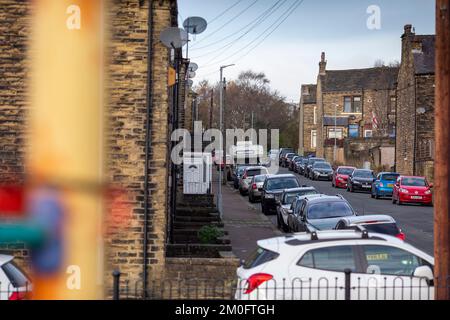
{"left": 319, "top": 52, "right": 327, "bottom": 75}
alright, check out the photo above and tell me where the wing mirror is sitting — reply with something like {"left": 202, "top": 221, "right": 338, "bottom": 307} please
{"left": 429, "top": 183, "right": 434, "bottom": 188}
{"left": 413, "top": 265, "right": 434, "bottom": 282}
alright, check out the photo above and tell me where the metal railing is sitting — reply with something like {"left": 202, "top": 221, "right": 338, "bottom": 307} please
{"left": 111, "top": 270, "right": 444, "bottom": 301}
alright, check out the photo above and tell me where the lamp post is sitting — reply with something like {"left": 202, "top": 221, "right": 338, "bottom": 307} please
{"left": 334, "top": 104, "right": 338, "bottom": 163}
{"left": 218, "top": 64, "right": 235, "bottom": 217}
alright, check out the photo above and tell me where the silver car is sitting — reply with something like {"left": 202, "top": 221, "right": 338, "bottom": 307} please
{"left": 248, "top": 174, "right": 268, "bottom": 203}
{"left": 239, "top": 166, "right": 269, "bottom": 196}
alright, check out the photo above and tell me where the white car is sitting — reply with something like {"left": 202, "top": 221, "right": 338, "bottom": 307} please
{"left": 0, "top": 254, "right": 32, "bottom": 300}
{"left": 235, "top": 230, "right": 434, "bottom": 300}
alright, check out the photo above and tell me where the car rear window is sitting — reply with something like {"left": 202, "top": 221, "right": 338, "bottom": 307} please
{"left": 246, "top": 169, "right": 267, "bottom": 177}
{"left": 308, "top": 202, "right": 354, "bottom": 219}
{"left": 2, "top": 261, "right": 30, "bottom": 288}
{"left": 266, "top": 178, "right": 299, "bottom": 191}
{"left": 243, "top": 247, "right": 279, "bottom": 269}
{"left": 362, "top": 223, "right": 400, "bottom": 236}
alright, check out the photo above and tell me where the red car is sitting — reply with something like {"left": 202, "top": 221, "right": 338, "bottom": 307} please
{"left": 332, "top": 166, "right": 356, "bottom": 189}
{"left": 392, "top": 176, "right": 433, "bottom": 206}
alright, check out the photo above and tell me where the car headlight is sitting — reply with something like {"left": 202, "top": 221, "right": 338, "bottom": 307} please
{"left": 266, "top": 194, "right": 275, "bottom": 199}
{"left": 425, "top": 189, "right": 432, "bottom": 195}
{"left": 399, "top": 188, "right": 409, "bottom": 194}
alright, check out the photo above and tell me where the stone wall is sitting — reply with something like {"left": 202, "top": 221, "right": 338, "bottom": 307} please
{"left": 344, "top": 138, "right": 395, "bottom": 169}
{"left": 302, "top": 103, "right": 317, "bottom": 155}
{"left": 106, "top": 0, "right": 177, "bottom": 286}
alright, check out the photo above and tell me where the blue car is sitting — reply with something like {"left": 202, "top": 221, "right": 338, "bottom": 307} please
{"left": 371, "top": 172, "right": 400, "bottom": 199}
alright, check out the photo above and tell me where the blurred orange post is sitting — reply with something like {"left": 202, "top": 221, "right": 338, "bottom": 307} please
{"left": 29, "top": 0, "right": 105, "bottom": 299}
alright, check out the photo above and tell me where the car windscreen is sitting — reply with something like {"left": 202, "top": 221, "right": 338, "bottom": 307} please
{"left": 286, "top": 154, "right": 296, "bottom": 159}
{"left": 266, "top": 178, "right": 299, "bottom": 191}
{"left": 309, "top": 159, "right": 324, "bottom": 165}
{"left": 283, "top": 190, "right": 318, "bottom": 205}
{"left": 1, "top": 261, "right": 30, "bottom": 288}
{"left": 338, "top": 168, "right": 354, "bottom": 175}
{"left": 381, "top": 174, "right": 399, "bottom": 181}
{"left": 402, "top": 177, "right": 427, "bottom": 187}
{"left": 313, "top": 163, "right": 332, "bottom": 170}
{"left": 353, "top": 171, "right": 374, "bottom": 179}
{"left": 362, "top": 223, "right": 400, "bottom": 236}
{"left": 243, "top": 247, "right": 279, "bottom": 269}
{"left": 307, "top": 202, "right": 354, "bottom": 220}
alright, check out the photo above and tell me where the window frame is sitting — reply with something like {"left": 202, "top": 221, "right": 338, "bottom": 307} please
{"left": 328, "top": 127, "right": 344, "bottom": 139}
{"left": 343, "top": 96, "right": 363, "bottom": 114}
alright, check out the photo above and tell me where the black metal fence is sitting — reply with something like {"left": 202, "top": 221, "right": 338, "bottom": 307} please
{"left": 0, "top": 281, "right": 32, "bottom": 300}
{"left": 111, "top": 270, "right": 446, "bottom": 301}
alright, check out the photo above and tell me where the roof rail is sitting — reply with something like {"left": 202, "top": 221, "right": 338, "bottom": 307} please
{"left": 353, "top": 225, "right": 370, "bottom": 239}
{"left": 336, "top": 194, "right": 345, "bottom": 200}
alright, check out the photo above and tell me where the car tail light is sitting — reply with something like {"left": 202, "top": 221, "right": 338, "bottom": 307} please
{"left": 244, "top": 273, "right": 273, "bottom": 294}
{"left": 9, "top": 291, "right": 27, "bottom": 300}
{"left": 396, "top": 232, "right": 406, "bottom": 241}
{"left": 252, "top": 183, "right": 257, "bottom": 190}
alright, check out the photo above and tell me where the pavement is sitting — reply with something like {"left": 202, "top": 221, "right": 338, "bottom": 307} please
{"left": 212, "top": 166, "right": 434, "bottom": 262}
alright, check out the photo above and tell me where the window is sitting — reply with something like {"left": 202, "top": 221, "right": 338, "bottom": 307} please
{"left": 344, "top": 96, "right": 362, "bottom": 113}
{"left": 244, "top": 247, "right": 279, "bottom": 269}
{"left": 1, "top": 262, "right": 30, "bottom": 288}
{"left": 313, "top": 106, "right": 317, "bottom": 125}
{"left": 349, "top": 124, "right": 359, "bottom": 138}
{"left": 307, "top": 202, "right": 354, "bottom": 220}
{"left": 311, "top": 130, "right": 317, "bottom": 148}
{"left": 363, "top": 245, "right": 422, "bottom": 276}
{"left": 328, "top": 128, "right": 343, "bottom": 139}
{"left": 364, "top": 130, "right": 373, "bottom": 138}
{"left": 298, "top": 246, "right": 356, "bottom": 272}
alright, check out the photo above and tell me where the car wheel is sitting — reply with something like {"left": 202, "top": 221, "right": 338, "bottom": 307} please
{"left": 276, "top": 214, "right": 282, "bottom": 230}
{"left": 397, "top": 199, "right": 403, "bottom": 206}
{"left": 261, "top": 202, "right": 267, "bottom": 215}
{"left": 249, "top": 194, "right": 255, "bottom": 203}
{"left": 392, "top": 197, "right": 397, "bottom": 204}
{"left": 371, "top": 192, "right": 375, "bottom": 199}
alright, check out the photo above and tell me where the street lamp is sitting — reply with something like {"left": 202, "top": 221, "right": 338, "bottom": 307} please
{"left": 334, "top": 104, "right": 338, "bottom": 163}
{"left": 218, "top": 64, "right": 235, "bottom": 218}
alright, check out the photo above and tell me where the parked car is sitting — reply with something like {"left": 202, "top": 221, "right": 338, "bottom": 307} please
{"left": 278, "top": 148, "right": 295, "bottom": 166}
{"left": 276, "top": 187, "right": 318, "bottom": 232}
{"left": 371, "top": 172, "right": 400, "bottom": 199}
{"left": 283, "top": 153, "right": 297, "bottom": 168}
{"left": 216, "top": 154, "right": 233, "bottom": 171}
{"left": 309, "top": 162, "right": 333, "bottom": 181}
{"left": 248, "top": 174, "right": 269, "bottom": 203}
{"left": 232, "top": 165, "right": 251, "bottom": 189}
{"left": 261, "top": 174, "right": 300, "bottom": 215}
{"left": 288, "top": 156, "right": 301, "bottom": 171}
{"left": 304, "top": 158, "right": 325, "bottom": 178}
{"left": 289, "top": 195, "right": 357, "bottom": 232}
{"left": 235, "top": 230, "right": 434, "bottom": 300}
{"left": 332, "top": 166, "right": 356, "bottom": 189}
{"left": 239, "top": 166, "right": 269, "bottom": 196}
{"left": 296, "top": 158, "right": 309, "bottom": 175}
{"left": 268, "top": 149, "right": 279, "bottom": 161}
{"left": 347, "top": 169, "right": 375, "bottom": 193}
{"left": 334, "top": 215, "right": 405, "bottom": 240}
{"left": 392, "top": 176, "right": 433, "bottom": 206}
{"left": 0, "top": 255, "right": 32, "bottom": 300}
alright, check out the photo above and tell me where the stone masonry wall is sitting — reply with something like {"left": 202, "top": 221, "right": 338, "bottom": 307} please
{"left": 302, "top": 103, "right": 317, "bottom": 155}
{"left": 106, "top": 0, "right": 176, "bottom": 286}
{"left": 0, "top": 0, "right": 31, "bottom": 270}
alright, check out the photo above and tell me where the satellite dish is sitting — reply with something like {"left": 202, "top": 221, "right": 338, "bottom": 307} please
{"left": 187, "top": 79, "right": 194, "bottom": 87}
{"left": 183, "top": 17, "right": 207, "bottom": 35}
{"left": 160, "top": 27, "right": 188, "bottom": 49}
{"left": 188, "top": 62, "right": 198, "bottom": 72}
{"left": 188, "top": 71, "right": 196, "bottom": 79}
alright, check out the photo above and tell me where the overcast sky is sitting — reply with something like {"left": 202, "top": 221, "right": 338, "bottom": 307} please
{"left": 178, "top": 0, "right": 435, "bottom": 103}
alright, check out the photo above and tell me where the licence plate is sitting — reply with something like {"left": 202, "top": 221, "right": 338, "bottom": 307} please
{"left": 411, "top": 196, "right": 423, "bottom": 200}
{"left": 387, "top": 184, "right": 394, "bottom": 188}
{"left": 363, "top": 185, "right": 371, "bottom": 188}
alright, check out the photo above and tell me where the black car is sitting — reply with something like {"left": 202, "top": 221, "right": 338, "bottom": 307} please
{"left": 284, "top": 153, "right": 298, "bottom": 168}
{"left": 304, "top": 157, "right": 325, "bottom": 178}
{"left": 309, "top": 162, "right": 333, "bottom": 181}
{"left": 289, "top": 195, "right": 357, "bottom": 232}
{"left": 347, "top": 169, "right": 375, "bottom": 193}
{"left": 334, "top": 215, "right": 405, "bottom": 240}
{"left": 296, "top": 158, "right": 309, "bottom": 175}
{"left": 261, "top": 174, "right": 300, "bottom": 215}
{"left": 276, "top": 187, "right": 318, "bottom": 232}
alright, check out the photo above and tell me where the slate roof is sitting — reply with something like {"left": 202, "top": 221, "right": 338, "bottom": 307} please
{"left": 301, "top": 84, "right": 317, "bottom": 104}
{"left": 320, "top": 67, "right": 399, "bottom": 93}
{"left": 413, "top": 35, "right": 435, "bottom": 75}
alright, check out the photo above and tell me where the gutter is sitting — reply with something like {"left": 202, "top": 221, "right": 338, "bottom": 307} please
{"left": 143, "top": 0, "right": 154, "bottom": 298}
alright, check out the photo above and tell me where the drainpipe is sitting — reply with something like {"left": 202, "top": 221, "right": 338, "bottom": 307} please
{"left": 143, "top": 0, "right": 155, "bottom": 298}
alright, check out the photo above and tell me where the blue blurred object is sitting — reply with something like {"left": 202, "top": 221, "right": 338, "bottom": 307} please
{"left": 28, "top": 187, "right": 64, "bottom": 275}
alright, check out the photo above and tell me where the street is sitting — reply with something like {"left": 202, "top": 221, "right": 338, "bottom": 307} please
{"left": 221, "top": 167, "right": 434, "bottom": 258}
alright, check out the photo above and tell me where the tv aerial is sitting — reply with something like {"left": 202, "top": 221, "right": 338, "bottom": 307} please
{"left": 183, "top": 17, "right": 207, "bottom": 35}
{"left": 159, "top": 27, "right": 188, "bottom": 49}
